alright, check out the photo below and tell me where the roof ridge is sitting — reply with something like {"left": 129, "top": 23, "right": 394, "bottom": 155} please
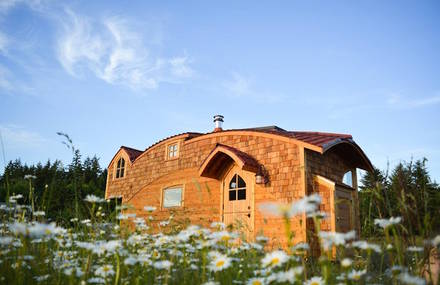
{"left": 289, "top": 131, "right": 352, "bottom": 138}
{"left": 121, "top": 145, "right": 143, "bottom": 153}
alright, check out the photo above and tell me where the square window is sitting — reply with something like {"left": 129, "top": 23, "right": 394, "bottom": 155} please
{"left": 167, "top": 143, "right": 179, "bottom": 159}
{"left": 163, "top": 186, "right": 183, "bottom": 208}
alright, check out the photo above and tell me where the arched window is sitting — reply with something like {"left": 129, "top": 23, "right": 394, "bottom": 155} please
{"left": 228, "top": 174, "right": 246, "bottom": 201}
{"left": 116, "top": 157, "right": 125, "bottom": 178}
{"left": 342, "top": 170, "right": 353, "bottom": 187}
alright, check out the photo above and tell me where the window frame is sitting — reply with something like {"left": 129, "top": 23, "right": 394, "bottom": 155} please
{"left": 228, "top": 174, "right": 247, "bottom": 201}
{"left": 161, "top": 185, "right": 184, "bottom": 209}
{"left": 342, "top": 170, "right": 353, "bottom": 187}
{"left": 165, "top": 141, "right": 180, "bottom": 160}
{"left": 115, "top": 157, "right": 126, "bottom": 179}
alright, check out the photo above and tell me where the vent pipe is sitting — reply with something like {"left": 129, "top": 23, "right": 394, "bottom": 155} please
{"left": 213, "top": 115, "right": 224, "bottom": 132}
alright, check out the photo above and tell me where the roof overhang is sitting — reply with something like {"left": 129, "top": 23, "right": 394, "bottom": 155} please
{"left": 199, "top": 144, "right": 259, "bottom": 179}
{"left": 322, "top": 139, "right": 374, "bottom": 172}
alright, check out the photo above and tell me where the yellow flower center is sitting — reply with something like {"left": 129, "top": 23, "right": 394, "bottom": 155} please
{"left": 216, "top": 260, "right": 225, "bottom": 267}
{"left": 271, "top": 257, "right": 279, "bottom": 265}
{"left": 352, "top": 274, "right": 361, "bottom": 280}
{"left": 45, "top": 229, "right": 52, "bottom": 235}
{"left": 103, "top": 266, "right": 110, "bottom": 272}
{"left": 311, "top": 282, "right": 320, "bottom": 285}
{"left": 252, "top": 281, "right": 262, "bottom": 285}
{"left": 221, "top": 235, "right": 230, "bottom": 241}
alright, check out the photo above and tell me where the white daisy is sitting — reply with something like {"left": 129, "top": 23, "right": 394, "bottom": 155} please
{"left": 347, "top": 269, "right": 366, "bottom": 281}
{"left": 319, "top": 231, "right": 356, "bottom": 251}
{"left": 341, "top": 258, "right": 352, "bottom": 267}
{"left": 304, "top": 276, "right": 324, "bottom": 285}
{"left": 398, "top": 272, "right": 426, "bottom": 285}
{"left": 374, "top": 217, "right": 402, "bottom": 229}
{"left": 84, "top": 194, "right": 105, "bottom": 203}
{"left": 433, "top": 235, "right": 440, "bottom": 247}
{"left": 153, "top": 260, "right": 173, "bottom": 270}
{"left": 246, "top": 277, "right": 266, "bottom": 285}
{"left": 261, "top": 250, "right": 289, "bottom": 268}
{"left": 95, "top": 264, "right": 114, "bottom": 278}
{"left": 208, "top": 254, "right": 232, "bottom": 272}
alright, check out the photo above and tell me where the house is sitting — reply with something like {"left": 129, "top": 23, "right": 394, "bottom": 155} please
{"left": 105, "top": 115, "right": 373, "bottom": 246}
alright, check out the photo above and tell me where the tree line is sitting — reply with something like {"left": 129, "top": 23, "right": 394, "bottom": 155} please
{"left": 359, "top": 158, "right": 440, "bottom": 238}
{"left": 0, "top": 147, "right": 439, "bottom": 236}
{"left": 0, "top": 150, "right": 108, "bottom": 224}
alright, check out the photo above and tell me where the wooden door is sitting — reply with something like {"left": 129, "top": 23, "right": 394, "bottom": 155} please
{"left": 335, "top": 186, "right": 354, "bottom": 233}
{"left": 222, "top": 166, "right": 253, "bottom": 239}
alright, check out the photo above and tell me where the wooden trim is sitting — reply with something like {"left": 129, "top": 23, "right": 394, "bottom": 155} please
{"left": 314, "top": 175, "right": 335, "bottom": 187}
{"left": 299, "top": 146, "right": 307, "bottom": 242}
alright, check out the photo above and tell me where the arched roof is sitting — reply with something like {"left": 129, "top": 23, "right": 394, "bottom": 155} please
{"left": 199, "top": 144, "right": 259, "bottom": 179}
{"left": 322, "top": 139, "right": 374, "bottom": 172}
{"left": 112, "top": 126, "right": 373, "bottom": 173}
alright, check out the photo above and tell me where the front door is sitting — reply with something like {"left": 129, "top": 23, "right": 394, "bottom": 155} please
{"left": 335, "top": 186, "right": 354, "bottom": 233}
{"left": 222, "top": 165, "right": 253, "bottom": 239}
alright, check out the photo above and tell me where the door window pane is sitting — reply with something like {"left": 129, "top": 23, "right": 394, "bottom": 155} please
{"left": 238, "top": 175, "right": 246, "bottom": 188}
{"left": 229, "top": 174, "right": 237, "bottom": 189}
{"left": 237, "top": 189, "right": 246, "bottom": 200}
{"left": 229, "top": 190, "right": 236, "bottom": 201}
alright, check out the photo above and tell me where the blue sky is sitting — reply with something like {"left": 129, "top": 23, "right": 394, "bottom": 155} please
{"left": 0, "top": 0, "right": 439, "bottom": 181}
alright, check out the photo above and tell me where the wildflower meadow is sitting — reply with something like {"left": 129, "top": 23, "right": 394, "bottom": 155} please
{"left": 0, "top": 188, "right": 439, "bottom": 284}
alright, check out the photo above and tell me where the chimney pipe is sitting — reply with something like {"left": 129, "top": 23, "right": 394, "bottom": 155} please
{"left": 213, "top": 115, "right": 224, "bottom": 132}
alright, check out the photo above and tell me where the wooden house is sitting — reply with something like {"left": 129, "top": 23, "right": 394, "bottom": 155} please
{"left": 105, "top": 115, "right": 373, "bottom": 246}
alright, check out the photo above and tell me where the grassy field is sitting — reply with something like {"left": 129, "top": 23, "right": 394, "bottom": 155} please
{"left": 0, "top": 192, "right": 438, "bottom": 285}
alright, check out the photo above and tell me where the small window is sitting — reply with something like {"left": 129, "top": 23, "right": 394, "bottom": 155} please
{"left": 228, "top": 174, "right": 246, "bottom": 201}
{"left": 167, "top": 143, "right": 179, "bottom": 159}
{"left": 115, "top": 158, "right": 125, "bottom": 178}
{"left": 163, "top": 186, "right": 183, "bottom": 208}
{"left": 342, "top": 171, "right": 353, "bottom": 187}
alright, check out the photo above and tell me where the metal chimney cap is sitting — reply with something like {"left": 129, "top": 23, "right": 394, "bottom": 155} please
{"left": 213, "top": 115, "right": 224, "bottom": 122}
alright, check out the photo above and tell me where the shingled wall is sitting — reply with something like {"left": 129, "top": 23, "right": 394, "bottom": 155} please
{"left": 106, "top": 132, "right": 308, "bottom": 244}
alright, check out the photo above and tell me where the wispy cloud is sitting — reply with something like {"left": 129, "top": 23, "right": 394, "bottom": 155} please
{"left": 0, "top": 31, "right": 8, "bottom": 54}
{"left": 0, "top": 64, "right": 12, "bottom": 91}
{"left": 57, "top": 10, "right": 193, "bottom": 90}
{"left": 222, "top": 72, "right": 285, "bottom": 103}
{"left": 224, "top": 72, "right": 252, "bottom": 96}
{"left": 0, "top": 124, "right": 47, "bottom": 148}
{"left": 387, "top": 93, "right": 440, "bottom": 109}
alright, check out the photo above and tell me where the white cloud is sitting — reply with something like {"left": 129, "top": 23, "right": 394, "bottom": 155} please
{"left": 0, "top": 31, "right": 8, "bottom": 54}
{"left": 0, "top": 64, "right": 13, "bottom": 91}
{"left": 222, "top": 72, "right": 285, "bottom": 103}
{"left": 387, "top": 93, "right": 440, "bottom": 109}
{"left": 0, "top": 0, "right": 20, "bottom": 13}
{"left": 57, "top": 10, "right": 193, "bottom": 90}
{"left": 224, "top": 72, "right": 251, "bottom": 96}
{"left": 0, "top": 124, "right": 47, "bottom": 148}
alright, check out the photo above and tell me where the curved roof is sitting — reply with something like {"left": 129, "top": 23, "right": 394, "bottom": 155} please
{"left": 114, "top": 126, "right": 373, "bottom": 172}
{"left": 199, "top": 144, "right": 259, "bottom": 179}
